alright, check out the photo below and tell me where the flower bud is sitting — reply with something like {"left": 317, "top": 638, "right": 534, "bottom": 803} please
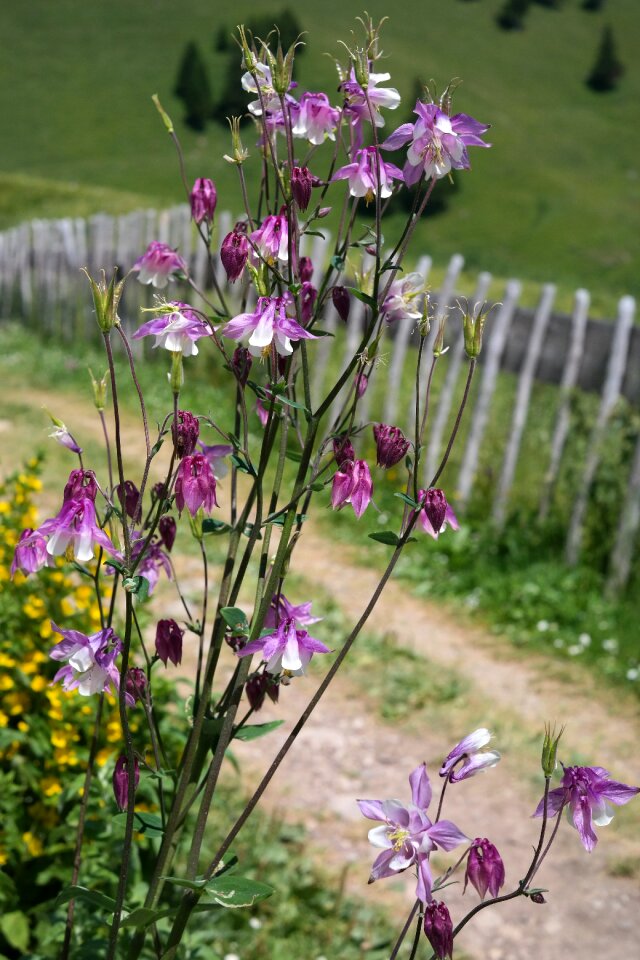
{"left": 300, "top": 281, "right": 317, "bottom": 324}
{"left": 354, "top": 371, "right": 369, "bottom": 398}
{"left": 224, "top": 116, "right": 249, "bottom": 165}
{"left": 88, "top": 368, "right": 109, "bottom": 411}
{"left": 231, "top": 346, "right": 253, "bottom": 387}
{"left": 541, "top": 723, "right": 564, "bottom": 778}
{"left": 112, "top": 754, "right": 140, "bottom": 811}
{"left": 291, "top": 165, "right": 313, "bottom": 211}
{"left": 158, "top": 516, "right": 177, "bottom": 552}
{"left": 462, "top": 304, "right": 488, "bottom": 359}
{"left": 155, "top": 618, "right": 184, "bottom": 667}
{"left": 126, "top": 668, "right": 147, "bottom": 704}
{"left": 190, "top": 177, "right": 217, "bottom": 226}
{"left": 151, "top": 482, "right": 165, "bottom": 503}
{"left": 246, "top": 672, "right": 279, "bottom": 711}
{"left": 169, "top": 350, "right": 184, "bottom": 394}
{"left": 422, "top": 489, "right": 448, "bottom": 537}
{"left": 173, "top": 410, "right": 200, "bottom": 459}
{"left": 423, "top": 901, "right": 454, "bottom": 959}
{"left": 529, "top": 891, "right": 547, "bottom": 904}
{"left": 464, "top": 838, "right": 505, "bottom": 900}
{"left": 333, "top": 435, "right": 355, "bottom": 468}
{"left": 299, "top": 257, "right": 314, "bottom": 283}
{"left": 433, "top": 315, "right": 448, "bottom": 358}
{"left": 373, "top": 424, "right": 410, "bottom": 469}
{"left": 220, "top": 229, "right": 249, "bottom": 283}
{"left": 63, "top": 469, "right": 97, "bottom": 503}
{"left": 115, "top": 480, "right": 142, "bottom": 522}
{"left": 331, "top": 285, "right": 350, "bottom": 323}
{"left": 82, "top": 268, "right": 124, "bottom": 332}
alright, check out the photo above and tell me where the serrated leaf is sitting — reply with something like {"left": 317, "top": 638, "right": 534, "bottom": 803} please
{"left": 233, "top": 720, "right": 284, "bottom": 741}
{"left": 54, "top": 886, "right": 117, "bottom": 913}
{"left": 348, "top": 288, "right": 378, "bottom": 309}
{"left": 368, "top": 531, "right": 401, "bottom": 546}
{"left": 202, "top": 876, "right": 275, "bottom": 908}
{"left": 394, "top": 492, "right": 420, "bottom": 509}
{"left": 220, "top": 607, "right": 249, "bottom": 631}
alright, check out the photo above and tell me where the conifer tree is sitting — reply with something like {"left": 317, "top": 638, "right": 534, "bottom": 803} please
{"left": 496, "top": 0, "right": 531, "bottom": 30}
{"left": 582, "top": 0, "right": 605, "bottom": 11}
{"left": 174, "top": 41, "right": 214, "bottom": 130}
{"left": 586, "top": 25, "right": 624, "bottom": 92}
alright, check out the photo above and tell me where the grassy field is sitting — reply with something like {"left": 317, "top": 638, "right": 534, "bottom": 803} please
{"left": 0, "top": 0, "right": 639, "bottom": 313}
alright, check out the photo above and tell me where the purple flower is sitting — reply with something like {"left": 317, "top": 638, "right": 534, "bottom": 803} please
{"left": 299, "top": 257, "right": 314, "bottom": 283}
{"left": 126, "top": 667, "right": 147, "bottom": 704}
{"left": 533, "top": 765, "right": 639, "bottom": 853}
{"left": 130, "top": 535, "right": 171, "bottom": 596}
{"left": 11, "top": 528, "right": 52, "bottom": 577}
{"left": 255, "top": 397, "right": 269, "bottom": 428}
{"left": 358, "top": 763, "right": 468, "bottom": 903}
{"left": 158, "top": 516, "right": 177, "bottom": 552}
{"left": 64, "top": 469, "right": 98, "bottom": 503}
{"left": 133, "top": 242, "right": 186, "bottom": 288}
{"left": 464, "top": 838, "right": 505, "bottom": 899}
{"left": 132, "top": 302, "right": 210, "bottom": 357}
{"left": 264, "top": 594, "right": 323, "bottom": 631}
{"left": 155, "top": 618, "right": 184, "bottom": 667}
{"left": 251, "top": 208, "right": 289, "bottom": 265}
{"left": 220, "top": 228, "right": 249, "bottom": 283}
{"left": 245, "top": 672, "right": 279, "bottom": 711}
{"left": 39, "top": 496, "right": 119, "bottom": 564}
{"left": 333, "top": 435, "right": 355, "bottom": 468}
{"left": 381, "top": 272, "right": 426, "bottom": 324}
{"left": 113, "top": 755, "right": 140, "bottom": 811}
{"left": 48, "top": 418, "right": 82, "bottom": 454}
{"left": 242, "top": 62, "right": 284, "bottom": 116}
{"left": 291, "top": 166, "right": 313, "bottom": 211}
{"left": 373, "top": 424, "right": 410, "bottom": 468}
{"left": 333, "top": 146, "right": 403, "bottom": 202}
{"left": 440, "top": 729, "right": 501, "bottom": 783}
{"left": 300, "top": 281, "right": 317, "bottom": 324}
{"left": 173, "top": 410, "right": 200, "bottom": 459}
{"left": 331, "top": 285, "right": 350, "bottom": 323}
{"left": 198, "top": 442, "right": 234, "bottom": 480}
{"left": 115, "top": 480, "right": 141, "bottom": 522}
{"left": 382, "top": 102, "right": 490, "bottom": 186}
{"left": 417, "top": 489, "right": 459, "bottom": 540}
{"left": 49, "top": 623, "right": 124, "bottom": 699}
{"left": 424, "top": 901, "right": 454, "bottom": 959}
{"left": 292, "top": 91, "right": 340, "bottom": 144}
{"left": 190, "top": 177, "right": 217, "bottom": 225}
{"left": 237, "top": 617, "right": 331, "bottom": 676}
{"left": 175, "top": 453, "right": 219, "bottom": 516}
{"left": 341, "top": 69, "right": 401, "bottom": 148}
{"left": 224, "top": 293, "right": 318, "bottom": 358}
{"left": 331, "top": 459, "right": 373, "bottom": 519}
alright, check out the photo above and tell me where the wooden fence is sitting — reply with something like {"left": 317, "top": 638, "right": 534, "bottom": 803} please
{"left": 0, "top": 205, "right": 638, "bottom": 590}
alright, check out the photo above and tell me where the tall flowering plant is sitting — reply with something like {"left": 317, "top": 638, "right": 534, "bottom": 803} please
{"left": 8, "top": 15, "right": 635, "bottom": 960}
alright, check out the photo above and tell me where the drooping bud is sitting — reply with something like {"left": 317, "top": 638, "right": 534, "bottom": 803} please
{"left": 158, "top": 516, "right": 177, "bottom": 552}
{"left": 245, "top": 672, "right": 280, "bottom": 711}
{"left": 462, "top": 303, "right": 489, "bottom": 359}
{"left": 126, "top": 668, "right": 147, "bottom": 704}
{"left": 333, "top": 435, "right": 355, "bottom": 468}
{"left": 422, "top": 488, "right": 448, "bottom": 535}
{"left": 299, "top": 257, "right": 314, "bottom": 283}
{"left": 155, "top": 618, "right": 184, "bottom": 667}
{"left": 82, "top": 268, "right": 125, "bottom": 332}
{"left": 373, "top": 424, "right": 410, "bottom": 468}
{"left": 464, "top": 839, "right": 505, "bottom": 900}
{"left": 88, "top": 368, "right": 109, "bottom": 411}
{"left": 190, "top": 177, "right": 217, "bottom": 226}
{"left": 231, "top": 346, "right": 253, "bottom": 387}
{"left": 45, "top": 409, "right": 83, "bottom": 455}
{"left": 115, "top": 480, "right": 142, "bottom": 522}
{"left": 354, "top": 370, "right": 369, "bottom": 398}
{"left": 63, "top": 469, "right": 98, "bottom": 503}
{"left": 423, "top": 901, "right": 454, "bottom": 960}
{"left": 173, "top": 410, "right": 200, "bottom": 459}
{"left": 541, "top": 723, "right": 564, "bottom": 778}
{"left": 300, "top": 281, "right": 317, "bottom": 324}
{"left": 291, "top": 165, "right": 313, "bottom": 211}
{"left": 151, "top": 482, "right": 165, "bottom": 503}
{"left": 332, "top": 285, "right": 350, "bottom": 323}
{"left": 112, "top": 755, "right": 140, "bottom": 811}
{"left": 220, "top": 229, "right": 249, "bottom": 283}
{"left": 529, "top": 891, "right": 547, "bottom": 904}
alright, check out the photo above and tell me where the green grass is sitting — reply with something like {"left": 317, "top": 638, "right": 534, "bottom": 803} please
{"left": 0, "top": 0, "right": 639, "bottom": 312}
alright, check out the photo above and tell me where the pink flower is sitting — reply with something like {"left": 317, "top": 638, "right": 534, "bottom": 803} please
{"left": 381, "top": 272, "right": 426, "bottom": 324}
{"left": 113, "top": 755, "right": 140, "bottom": 811}
{"left": 223, "top": 293, "right": 318, "bottom": 358}
{"left": 464, "top": 838, "right": 505, "bottom": 900}
{"left": 132, "top": 302, "right": 210, "bottom": 357}
{"left": 11, "top": 528, "right": 52, "bottom": 577}
{"left": 333, "top": 146, "right": 403, "bottom": 202}
{"left": 373, "top": 424, "right": 410, "bottom": 468}
{"left": 292, "top": 91, "right": 340, "bottom": 144}
{"left": 155, "top": 618, "right": 184, "bottom": 667}
{"left": 38, "top": 496, "right": 119, "bottom": 564}
{"left": 242, "top": 62, "right": 283, "bottom": 116}
{"left": 49, "top": 623, "right": 125, "bottom": 699}
{"left": 440, "top": 729, "right": 501, "bottom": 783}
{"left": 264, "top": 593, "right": 323, "bottom": 630}
{"left": 190, "top": 177, "right": 217, "bottom": 225}
{"left": 331, "top": 459, "right": 373, "bottom": 519}
{"left": 237, "top": 617, "right": 330, "bottom": 676}
{"left": 174, "top": 453, "right": 219, "bottom": 516}
{"left": 250, "top": 208, "right": 289, "bottom": 264}
{"left": 133, "top": 242, "right": 187, "bottom": 288}
{"left": 341, "top": 69, "right": 401, "bottom": 147}
{"left": 417, "top": 489, "right": 459, "bottom": 540}
{"left": 220, "top": 228, "right": 249, "bottom": 283}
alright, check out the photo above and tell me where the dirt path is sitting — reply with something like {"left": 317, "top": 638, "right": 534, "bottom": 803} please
{"left": 4, "top": 388, "right": 640, "bottom": 959}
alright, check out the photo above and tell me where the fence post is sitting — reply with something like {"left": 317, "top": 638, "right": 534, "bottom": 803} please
{"left": 606, "top": 431, "right": 640, "bottom": 595}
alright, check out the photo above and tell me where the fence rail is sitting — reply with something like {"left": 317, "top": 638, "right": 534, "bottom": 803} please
{"left": 0, "top": 206, "right": 638, "bottom": 589}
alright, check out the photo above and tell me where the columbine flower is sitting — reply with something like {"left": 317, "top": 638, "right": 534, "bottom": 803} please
{"left": 291, "top": 166, "right": 313, "bottom": 211}
{"left": 533, "top": 765, "right": 639, "bottom": 853}
{"left": 38, "top": 494, "right": 118, "bottom": 564}
{"left": 190, "top": 177, "right": 217, "bottom": 225}
{"left": 155, "top": 618, "right": 184, "bottom": 667}
{"left": 440, "top": 729, "right": 501, "bottom": 783}
{"left": 237, "top": 617, "right": 331, "bottom": 675}
{"left": 115, "top": 480, "right": 141, "bottom": 522}
{"left": 264, "top": 593, "right": 323, "bottom": 630}
{"left": 220, "top": 228, "right": 249, "bottom": 283}
{"left": 158, "top": 516, "right": 176, "bottom": 552}
{"left": 174, "top": 453, "right": 219, "bottom": 516}
{"left": 381, "top": 273, "right": 426, "bottom": 324}
{"left": 333, "top": 146, "right": 403, "bottom": 202}
{"left": 63, "top": 468, "right": 98, "bottom": 503}
{"left": 49, "top": 623, "right": 124, "bottom": 698}
{"left": 133, "top": 242, "right": 187, "bottom": 288}
{"left": 331, "top": 459, "right": 373, "bottom": 519}
{"left": 250, "top": 208, "right": 289, "bottom": 264}
{"left": 333, "top": 435, "right": 355, "bottom": 468}
{"left": 223, "top": 293, "right": 318, "bottom": 358}
{"left": 417, "top": 489, "right": 459, "bottom": 540}
{"left": 341, "top": 69, "right": 401, "bottom": 147}
{"left": 292, "top": 91, "right": 341, "bottom": 144}
{"left": 173, "top": 410, "right": 200, "bottom": 459}
{"left": 132, "top": 302, "right": 210, "bottom": 357}
{"left": 424, "top": 901, "right": 454, "bottom": 959}
{"left": 300, "top": 281, "right": 317, "bottom": 324}
{"left": 464, "top": 839, "right": 505, "bottom": 899}
{"left": 47, "top": 415, "right": 82, "bottom": 454}
{"left": 130, "top": 535, "right": 171, "bottom": 596}
{"left": 112, "top": 755, "right": 140, "bottom": 811}
{"left": 299, "top": 257, "right": 314, "bottom": 283}
{"left": 11, "top": 528, "right": 52, "bottom": 577}
{"left": 245, "top": 672, "right": 279, "bottom": 711}
{"left": 332, "top": 285, "right": 350, "bottom": 323}
{"left": 358, "top": 763, "right": 468, "bottom": 903}
{"left": 242, "top": 62, "right": 284, "bottom": 116}
{"left": 373, "top": 424, "right": 410, "bottom": 468}
{"left": 198, "top": 442, "right": 234, "bottom": 479}
{"left": 382, "top": 102, "right": 490, "bottom": 185}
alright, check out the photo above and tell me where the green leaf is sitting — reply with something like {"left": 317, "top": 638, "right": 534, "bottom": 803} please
{"left": 112, "top": 811, "right": 164, "bottom": 838}
{"left": 202, "top": 518, "right": 232, "bottom": 535}
{"left": 105, "top": 557, "right": 126, "bottom": 574}
{"left": 150, "top": 437, "right": 164, "bottom": 457}
{"left": 330, "top": 255, "right": 345, "bottom": 270}
{"left": 368, "top": 531, "right": 401, "bottom": 546}
{"left": 220, "top": 607, "right": 249, "bottom": 632}
{"left": 272, "top": 393, "right": 310, "bottom": 415}
{"left": 120, "top": 907, "right": 172, "bottom": 929}
{"left": 348, "top": 288, "right": 378, "bottom": 309}
{"left": 54, "top": 885, "right": 117, "bottom": 913}
{"left": 285, "top": 448, "right": 303, "bottom": 463}
{"left": 394, "top": 492, "right": 420, "bottom": 509}
{"left": 233, "top": 720, "right": 284, "bottom": 741}
{"left": 202, "top": 876, "right": 275, "bottom": 908}
{"left": 231, "top": 454, "right": 257, "bottom": 477}
{"left": 309, "top": 481, "right": 325, "bottom": 492}
{"left": 0, "top": 912, "right": 29, "bottom": 953}
{"left": 303, "top": 229, "right": 326, "bottom": 239}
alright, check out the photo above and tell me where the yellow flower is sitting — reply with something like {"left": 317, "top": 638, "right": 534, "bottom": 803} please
{"left": 54, "top": 747, "right": 79, "bottom": 767}
{"left": 22, "top": 832, "right": 44, "bottom": 857}
{"left": 0, "top": 501, "right": 10, "bottom": 514}
{"left": 96, "top": 748, "right": 112, "bottom": 767}
{"left": 17, "top": 721, "right": 28, "bottom": 733}
{"left": 0, "top": 849, "right": 8, "bottom": 866}
{"left": 60, "top": 598, "right": 76, "bottom": 618}
{"left": 51, "top": 731, "right": 69, "bottom": 749}
{"left": 5, "top": 691, "right": 30, "bottom": 715}
{"left": 40, "top": 620, "right": 53, "bottom": 640}
{"left": 0, "top": 712, "right": 8, "bottom": 728}
{"left": 0, "top": 675, "right": 15, "bottom": 691}
{"left": 32, "top": 651, "right": 48, "bottom": 664}
{"left": 50, "top": 571, "right": 65, "bottom": 584}
{"left": 41, "top": 777, "right": 63, "bottom": 798}
{"left": 0, "top": 565, "right": 9, "bottom": 581}
{"left": 12, "top": 570, "right": 26, "bottom": 587}
{"left": 0, "top": 653, "right": 16, "bottom": 668}
{"left": 106, "top": 721, "right": 122, "bottom": 744}
{"left": 81, "top": 704, "right": 92, "bottom": 716}
{"left": 4, "top": 530, "right": 17, "bottom": 546}
{"left": 23, "top": 597, "right": 46, "bottom": 619}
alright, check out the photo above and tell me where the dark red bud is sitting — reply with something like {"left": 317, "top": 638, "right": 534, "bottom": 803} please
{"left": 220, "top": 230, "right": 249, "bottom": 283}
{"left": 173, "top": 410, "right": 200, "bottom": 459}
{"left": 112, "top": 754, "right": 140, "bottom": 811}
{"left": 332, "top": 286, "right": 350, "bottom": 323}
{"left": 299, "top": 256, "right": 314, "bottom": 283}
{"left": 115, "top": 480, "right": 142, "bottom": 522}
{"left": 422, "top": 488, "right": 448, "bottom": 535}
{"left": 158, "top": 516, "right": 177, "bottom": 552}
{"left": 155, "top": 618, "right": 184, "bottom": 667}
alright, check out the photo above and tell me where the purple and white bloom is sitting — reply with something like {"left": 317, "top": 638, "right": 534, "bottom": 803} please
{"left": 331, "top": 459, "right": 373, "bottom": 519}
{"left": 333, "top": 146, "right": 403, "bottom": 202}
{"left": 113, "top": 754, "right": 140, "bottom": 811}
{"left": 190, "top": 177, "right": 217, "bottom": 225}
{"left": 440, "top": 729, "right": 501, "bottom": 783}
{"left": 198, "top": 442, "right": 234, "bottom": 480}
{"left": 250, "top": 208, "right": 289, "bottom": 265}
{"left": 292, "top": 91, "right": 341, "bottom": 144}
{"left": 48, "top": 420, "right": 82, "bottom": 455}
{"left": 242, "top": 61, "right": 284, "bottom": 116}
{"left": 464, "top": 838, "right": 505, "bottom": 899}
{"left": 533, "top": 765, "right": 639, "bottom": 853}
{"left": 132, "top": 302, "right": 210, "bottom": 357}
{"left": 423, "top": 901, "right": 454, "bottom": 960}
{"left": 49, "top": 623, "right": 124, "bottom": 699}
{"left": 381, "top": 272, "right": 426, "bottom": 324}
{"left": 382, "top": 102, "right": 490, "bottom": 186}
{"left": 341, "top": 69, "right": 401, "bottom": 147}
{"left": 373, "top": 423, "right": 410, "bottom": 468}
{"left": 417, "top": 489, "right": 459, "bottom": 540}
{"left": 220, "top": 229, "right": 249, "bottom": 283}
{"left": 130, "top": 535, "right": 171, "bottom": 596}
{"left": 264, "top": 593, "right": 323, "bottom": 631}
{"left": 63, "top": 469, "right": 98, "bottom": 503}
{"left": 11, "top": 528, "right": 52, "bottom": 577}
{"left": 175, "top": 453, "right": 219, "bottom": 516}
{"left": 358, "top": 763, "right": 468, "bottom": 903}
{"left": 223, "top": 293, "right": 318, "bottom": 358}
{"left": 39, "top": 496, "right": 119, "bottom": 564}
{"left": 237, "top": 616, "right": 331, "bottom": 676}
{"left": 133, "top": 242, "right": 187, "bottom": 288}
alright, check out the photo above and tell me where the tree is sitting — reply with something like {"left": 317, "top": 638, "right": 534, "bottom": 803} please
{"left": 582, "top": 0, "right": 605, "bottom": 11}
{"left": 174, "top": 41, "right": 214, "bottom": 131}
{"left": 586, "top": 25, "right": 624, "bottom": 92}
{"left": 496, "top": 0, "right": 531, "bottom": 30}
